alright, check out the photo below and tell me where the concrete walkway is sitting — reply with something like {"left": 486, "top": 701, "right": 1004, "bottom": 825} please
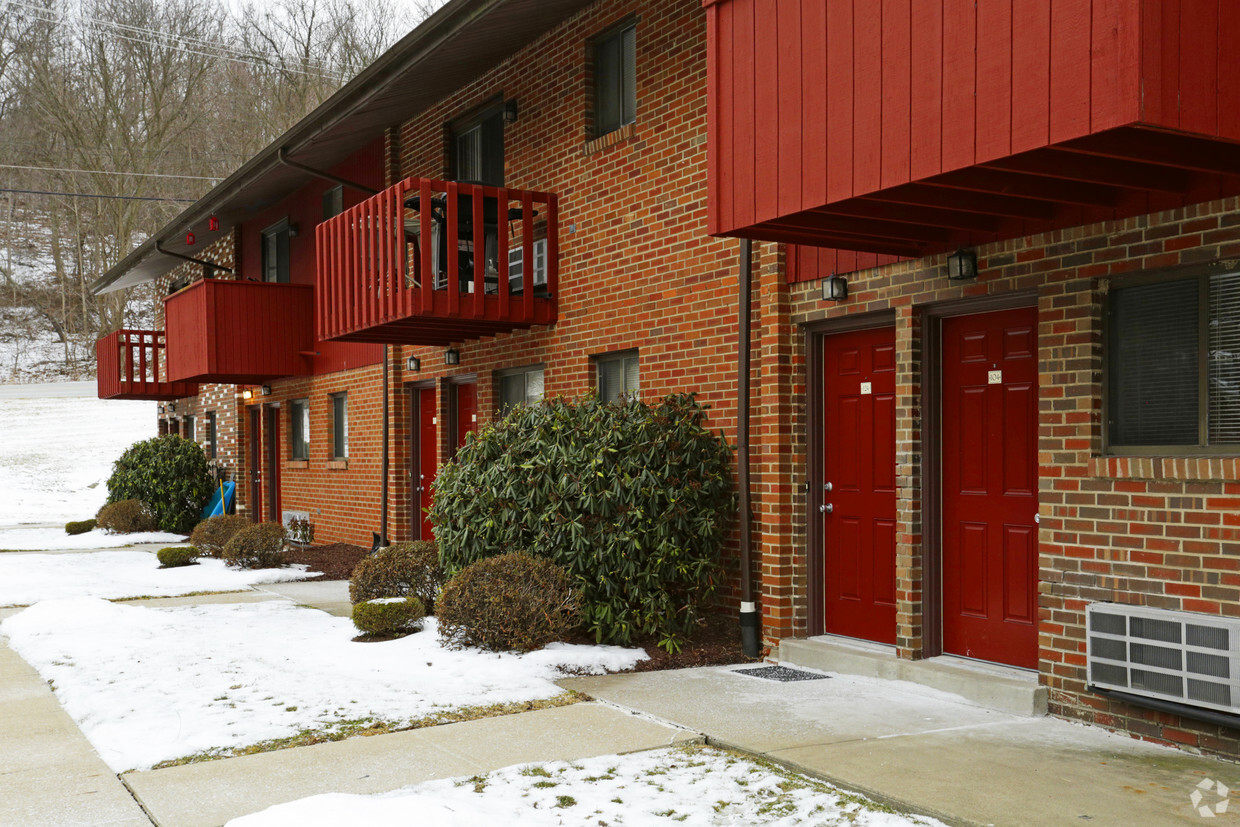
{"left": 560, "top": 665, "right": 1240, "bottom": 826}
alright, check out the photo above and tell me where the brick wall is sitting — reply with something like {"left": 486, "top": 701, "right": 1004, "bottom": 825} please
{"left": 783, "top": 195, "right": 1240, "bottom": 759}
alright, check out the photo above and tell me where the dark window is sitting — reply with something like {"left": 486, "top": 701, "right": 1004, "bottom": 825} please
{"left": 184, "top": 414, "right": 196, "bottom": 441}
{"left": 1107, "top": 269, "right": 1240, "bottom": 451}
{"left": 594, "top": 21, "right": 636, "bottom": 137}
{"left": 452, "top": 106, "right": 504, "bottom": 186}
{"left": 331, "top": 392, "right": 348, "bottom": 459}
{"left": 596, "top": 351, "right": 639, "bottom": 401}
{"left": 289, "top": 399, "right": 310, "bottom": 461}
{"left": 261, "top": 219, "right": 291, "bottom": 283}
{"left": 498, "top": 365, "right": 544, "bottom": 415}
{"left": 206, "top": 411, "right": 217, "bottom": 459}
{"left": 322, "top": 185, "right": 344, "bottom": 220}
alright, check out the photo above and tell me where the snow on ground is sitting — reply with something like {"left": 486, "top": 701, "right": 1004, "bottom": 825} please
{"left": 228, "top": 746, "right": 942, "bottom": 827}
{"left": 0, "top": 599, "right": 646, "bottom": 772}
{"left": 0, "top": 551, "right": 317, "bottom": 606}
{"left": 0, "top": 382, "right": 156, "bottom": 526}
{"left": 0, "top": 526, "right": 185, "bottom": 551}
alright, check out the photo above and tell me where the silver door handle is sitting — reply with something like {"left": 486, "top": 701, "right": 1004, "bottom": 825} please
{"left": 820, "top": 503, "right": 833, "bottom": 514}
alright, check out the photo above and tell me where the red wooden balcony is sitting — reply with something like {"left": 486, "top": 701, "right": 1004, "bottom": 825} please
{"left": 317, "top": 178, "right": 558, "bottom": 345}
{"left": 96, "top": 330, "right": 199, "bottom": 400}
{"left": 164, "top": 279, "right": 315, "bottom": 384}
{"left": 707, "top": 0, "right": 1240, "bottom": 257}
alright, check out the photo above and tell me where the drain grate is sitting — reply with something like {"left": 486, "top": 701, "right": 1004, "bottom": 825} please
{"left": 733, "top": 665, "right": 829, "bottom": 683}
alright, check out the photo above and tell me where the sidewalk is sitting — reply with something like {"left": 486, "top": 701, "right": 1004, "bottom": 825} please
{"left": 560, "top": 665, "right": 1240, "bottom": 826}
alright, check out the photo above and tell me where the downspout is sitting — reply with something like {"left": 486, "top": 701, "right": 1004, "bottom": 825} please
{"left": 738, "top": 238, "right": 759, "bottom": 658}
{"left": 154, "top": 241, "right": 234, "bottom": 274}
{"left": 380, "top": 346, "right": 390, "bottom": 548}
{"left": 277, "top": 147, "right": 381, "bottom": 196}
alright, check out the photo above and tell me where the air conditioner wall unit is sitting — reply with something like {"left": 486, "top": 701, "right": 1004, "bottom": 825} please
{"left": 1086, "top": 603, "right": 1240, "bottom": 715}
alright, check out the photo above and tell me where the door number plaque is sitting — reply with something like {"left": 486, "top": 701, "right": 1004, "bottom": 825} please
{"left": 860, "top": 382, "right": 872, "bottom": 395}
{"left": 987, "top": 370, "right": 1002, "bottom": 385}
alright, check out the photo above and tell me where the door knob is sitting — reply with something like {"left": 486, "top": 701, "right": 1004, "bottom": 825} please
{"left": 820, "top": 503, "right": 833, "bottom": 514}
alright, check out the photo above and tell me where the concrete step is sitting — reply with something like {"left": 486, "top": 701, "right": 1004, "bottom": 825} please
{"left": 779, "top": 636, "right": 1048, "bottom": 717}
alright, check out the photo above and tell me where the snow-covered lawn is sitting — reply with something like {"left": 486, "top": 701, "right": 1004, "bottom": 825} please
{"left": 228, "top": 745, "right": 941, "bottom": 827}
{"left": 0, "top": 551, "right": 317, "bottom": 606}
{"left": 1, "top": 598, "right": 645, "bottom": 772}
{"left": 0, "top": 526, "right": 186, "bottom": 551}
{"left": 0, "top": 382, "right": 156, "bottom": 526}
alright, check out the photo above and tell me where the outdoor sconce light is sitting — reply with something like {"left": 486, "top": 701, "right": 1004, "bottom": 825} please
{"left": 444, "top": 348, "right": 461, "bottom": 366}
{"left": 185, "top": 231, "right": 195, "bottom": 245}
{"left": 167, "top": 402, "right": 176, "bottom": 413}
{"left": 947, "top": 248, "right": 978, "bottom": 281}
{"left": 407, "top": 356, "right": 421, "bottom": 372}
{"left": 208, "top": 215, "right": 220, "bottom": 232}
{"left": 242, "top": 389, "right": 253, "bottom": 400}
{"left": 158, "top": 405, "right": 165, "bottom": 414}
{"left": 503, "top": 99, "right": 519, "bottom": 124}
{"left": 823, "top": 274, "right": 848, "bottom": 302}
{"left": 260, "top": 385, "right": 272, "bottom": 396}
{"left": 288, "top": 223, "right": 300, "bottom": 238}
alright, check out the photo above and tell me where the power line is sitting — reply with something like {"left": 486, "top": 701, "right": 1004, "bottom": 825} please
{"left": 0, "top": 187, "right": 195, "bottom": 203}
{"left": 0, "top": 163, "right": 221, "bottom": 181}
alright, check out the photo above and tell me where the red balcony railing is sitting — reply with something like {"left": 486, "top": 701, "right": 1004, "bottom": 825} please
{"left": 317, "top": 177, "right": 558, "bottom": 345}
{"left": 164, "top": 279, "right": 315, "bottom": 384}
{"left": 96, "top": 329, "right": 199, "bottom": 400}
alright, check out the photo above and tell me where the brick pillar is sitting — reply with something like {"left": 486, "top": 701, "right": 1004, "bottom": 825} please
{"left": 894, "top": 302, "right": 925, "bottom": 659}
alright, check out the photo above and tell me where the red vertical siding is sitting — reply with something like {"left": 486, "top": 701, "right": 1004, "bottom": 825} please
{"left": 908, "top": 0, "right": 942, "bottom": 180}
{"left": 880, "top": 0, "right": 910, "bottom": 190}
{"left": 1010, "top": 0, "right": 1051, "bottom": 154}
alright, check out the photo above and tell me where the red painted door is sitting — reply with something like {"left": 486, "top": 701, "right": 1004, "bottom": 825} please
{"left": 454, "top": 382, "right": 477, "bottom": 453}
{"left": 413, "top": 387, "right": 437, "bottom": 541}
{"left": 822, "top": 326, "right": 897, "bottom": 644}
{"left": 941, "top": 307, "right": 1039, "bottom": 668}
{"left": 248, "top": 406, "right": 261, "bottom": 523}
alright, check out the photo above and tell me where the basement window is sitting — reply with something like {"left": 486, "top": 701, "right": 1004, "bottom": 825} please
{"left": 1107, "top": 267, "right": 1240, "bottom": 453}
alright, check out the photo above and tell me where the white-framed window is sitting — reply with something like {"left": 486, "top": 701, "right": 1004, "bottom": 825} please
{"left": 331, "top": 392, "right": 348, "bottom": 459}
{"left": 289, "top": 398, "right": 310, "bottom": 461}
{"left": 594, "top": 20, "right": 637, "bottom": 137}
{"left": 508, "top": 238, "right": 548, "bottom": 292}
{"left": 596, "top": 351, "right": 639, "bottom": 401}
{"left": 498, "top": 365, "right": 545, "bottom": 415}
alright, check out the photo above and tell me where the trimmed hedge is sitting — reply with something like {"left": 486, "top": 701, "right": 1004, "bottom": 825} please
{"left": 349, "top": 541, "right": 444, "bottom": 611}
{"left": 430, "top": 393, "right": 734, "bottom": 652}
{"left": 65, "top": 519, "right": 96, "bottom": 535}
{"left": 190, "top": 514, "right": 250, "bottom": 558}
{"left": 157, "top": 546, "right": 198, "bottom": 568}
{"left": 96, "top": 499, "right": 158, "bottom": 534}
{"left": 106, "top": 435, "right": 213, "bottom": 534}
{"left": 222, "top": 522, "right": 286, "bottom": 569}
{"left": 436, "top": 552, "right": 580, "bottom": 652}
{"left": 352, "top": 596, "right": 425, "bottom": 637}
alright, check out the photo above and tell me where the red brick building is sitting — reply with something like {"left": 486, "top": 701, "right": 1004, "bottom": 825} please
{"left": 94, "top": 0, "right": 1240, "bottom": 759}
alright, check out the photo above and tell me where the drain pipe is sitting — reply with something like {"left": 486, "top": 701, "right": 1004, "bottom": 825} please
{"left": 379, "top": 345, "right": 390, "bottom": 548}
{"left": 738, "top": 238, "right": 759, "bottom": 658}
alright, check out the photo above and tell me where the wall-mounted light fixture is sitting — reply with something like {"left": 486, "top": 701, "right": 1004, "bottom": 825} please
{"left": 260, "top": 385, "right": 272, "bottom": 396}
{"left": 947, "top": 248, "right": 978, "bottom": 281}
{"left": 158, "top": 405, "right": 165, "bottom": 414}
{"left": 823, "top": 274, "right": 849, "bottom": 302}
{"left": 185, "top": 231, "right": 195, "bottom": 245}
{"left": 407, "top": 356, "right": 421, "bottom": 372}
{"left": 503, "top": 98, "right": 519, "bottom": 124}
{"left": 242, "top": 389, "right": 253, "bottom": 400}
{"left": 167, "top": 402, "right": 176, "bottom": 413}
{"left": 444, "top": 348, "right": 460, "bottom": 366}
{"left": 208, "top": 215, "right": 220, "bottom": 232}
{"left": 288, "top": 222, "right": 300, "bottom": 238}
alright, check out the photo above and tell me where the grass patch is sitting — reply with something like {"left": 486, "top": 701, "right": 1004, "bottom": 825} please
{"left": 146, "top": 691, "right": 587, "bottom": 770}
{"left": 110, "top": 590, "right": 252, "bottom": 602}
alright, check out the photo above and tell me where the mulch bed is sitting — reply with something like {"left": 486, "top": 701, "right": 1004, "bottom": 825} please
{"left": 281, "top": 542, "right": 763, "bottom": 671}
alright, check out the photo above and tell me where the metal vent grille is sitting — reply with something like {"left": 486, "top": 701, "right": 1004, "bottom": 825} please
{"left": 1087, "top": 603, "right": 1240, "bottom": 715}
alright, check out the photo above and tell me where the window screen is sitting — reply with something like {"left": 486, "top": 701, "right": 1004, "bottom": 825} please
{"left": 262, "top": 220, "right": 290, "bottom": 283}
{"left": 331, "top": 393, "right": 348, "bottom": 458}
{"left": 1209, "top": 273, "right": 1240, "bottom": 444}
{"left": 289, "top": 399, "right": 310, "bottom": 461}
{"left": 597, "top": 353, "right": 639, "bottom": 401}
{"left": 595, "top": 22, "right": 636, "bottom": 137}
{"left": 453, "top": 108, "right": 504, "bottom": 186}
{"left": 498, "top": 367, "right": 544, "bottom": 414}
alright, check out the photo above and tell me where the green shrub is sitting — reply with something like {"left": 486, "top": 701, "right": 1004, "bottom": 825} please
{"left": 349, "top": 541, "right": 444, "bottom": 611}
{"left": 157, "top": 546, "right": 198, "bottom": 568}
{"left": 221, "top": 522, "right": 286, "bottom": 569}
{"left": 436, "top": 552, "right": 581, "bottom": 653}
{"left": 65, "top": 519, "right": 96, "bottom": 535}
{"left": 105, "top": 434, "right": 213, "bottom": 534}
{"left": 430, "top": 393, "right": 734, "bottom": 650}
{"left": 96, "top": 499, "right": 158, "bottom": 534}
{"left": 351, "top": 596, "right": 425, "bottom": 637}
{"left": 190, "top": 514, "right": 251, "bottom": 558}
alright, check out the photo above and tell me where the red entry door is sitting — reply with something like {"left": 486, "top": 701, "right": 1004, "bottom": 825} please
{"left": 454, "top": 382, "right": 477, "bottom": 452}
{"left": 822, "top": 326, "right": 897, "bottom": 644}
{"left": 414, "top": 387, "right": 437, "bottom": 541}
{"left": 941, "top": 307, "right": 1039, "bottom": 668}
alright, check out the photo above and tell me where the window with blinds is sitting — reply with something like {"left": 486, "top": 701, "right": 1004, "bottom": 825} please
{"left": 1108, "top": 269, "right": 1240, "bottom": 451}
{"left": 452, "top": 106, "right": 504, "bottom": 187}
{"left": 498, "top": 366, "right": 544, "bottom": 415}
{"left": 289, "top": 399, "right": 310, "bottom": 461}
{"left": 597, "top": 351, "right": 639, "bottom": 401}
{"left": 594, "top": 21, "right": 636, "bottom": 137}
